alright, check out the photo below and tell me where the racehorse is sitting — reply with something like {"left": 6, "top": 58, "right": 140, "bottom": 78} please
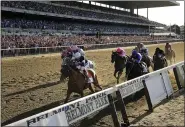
{"left": 111, "top": 51, "right": 128, "bottom": 84}
{"left": 165, "top": 49, "right": 176, "bottom": 65}
{"left": 125, "top": 59, "right": 148, "bottom": 81}
{"left": 124, "top": 59, "right": 149, "bottom": 101}
{"left": 153, "top": 55, "right": 168, "bottom": 71}
{"left": 133, "top": 46, "right": 154, "bottom": 72}
{"left": 60, "top": 58, "right": 102, "bottom": 103}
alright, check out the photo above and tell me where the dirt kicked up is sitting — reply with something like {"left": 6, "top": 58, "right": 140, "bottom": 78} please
{"left": 1, "top": 42, "right": 184, "bottom": 126}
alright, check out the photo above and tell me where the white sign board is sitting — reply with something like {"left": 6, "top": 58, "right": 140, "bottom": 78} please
{"left": 63, "top": 92, "right": 109, "bottom": 124}
{"left": 6, "top": 108, "right": 69, "bottom": 126}
{"left": 161, "top": 71, "right": 173, "bottom": 96}
{"left": 118, "top": 75, "right": 149, "bottom": 98}
{"left": 145, "top": 74, "right": 167, "bottom": 106}
{"left": 176, "top": 65, "right": 184, "bottom": 87}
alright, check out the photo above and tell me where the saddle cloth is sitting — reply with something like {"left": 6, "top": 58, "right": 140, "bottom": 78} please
{"left": 80, "top": 69, "right": 96, "bottom": 83}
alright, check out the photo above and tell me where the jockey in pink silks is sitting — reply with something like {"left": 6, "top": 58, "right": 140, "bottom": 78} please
{"left": 116, "top": 47, "right": 126, "bottom": 57}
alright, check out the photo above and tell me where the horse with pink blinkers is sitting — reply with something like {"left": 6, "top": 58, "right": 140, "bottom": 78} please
{"left": 111, "top": 47, "right": 128, "bottom": 84}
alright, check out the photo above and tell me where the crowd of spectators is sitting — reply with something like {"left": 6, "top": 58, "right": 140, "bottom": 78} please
{"left": 2, "top": 1, "right": 155, "bottom": 25}
{"left": 1, "top": 18, "right": 149, "bottom": 34}
{"left": 52, "top": 1, "right": 138, "bottom": 17}
{"left": 1, "top": 35, "right": 171, "bottom": 49}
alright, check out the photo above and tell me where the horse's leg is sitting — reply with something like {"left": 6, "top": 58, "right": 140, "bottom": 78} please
{"left": 173, "top": 53, "right": 176, "bottom": 63}
{"left": 93, "top": 75, "right": 103, "bottom": 90}
{"left": 117, "top": 71, "right": 122, "bottom": 84}
{"left": 117, "top": 78, "right": 119, "bottom": 84}
{"left": 114, "top": 70, "right": 117, "bottom": 78}
{"left": 60, "top": 74, "right": 65, "bottom": 82}
{"left": 88, "top": 84, "right": 95, "bottom": 93}
{"left": 150, "top": 62, "right": 154, "bottom": 71}
{"left": 80, "top": 92, "right": 84, "bottom": 97}
{"left": 64, "top": 90, "right": 72, "bottom": 103}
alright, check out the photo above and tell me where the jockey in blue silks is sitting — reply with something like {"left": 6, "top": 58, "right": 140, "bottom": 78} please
{"left": 135, "top": 53, "right": 148, "bottom": 73}
{"left": 130, "top": 52, "right": 148, "bottom": 73}
{"left": 126, "top": 52, "right": 148, "bottom": 80}
{"left": 131, "top": 50, "right": 138, "bottom": 59}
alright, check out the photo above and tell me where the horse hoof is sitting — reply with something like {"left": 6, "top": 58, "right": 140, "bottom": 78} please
{"left": 95, "top": 87, "right": 102, "bottom": 92}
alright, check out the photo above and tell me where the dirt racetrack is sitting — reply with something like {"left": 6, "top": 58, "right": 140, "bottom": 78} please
{"left": 131, "top": 93, "right": 184, "bottom": 126}
{"left": 1, "top": 42, "right": 184, "bottom": 126}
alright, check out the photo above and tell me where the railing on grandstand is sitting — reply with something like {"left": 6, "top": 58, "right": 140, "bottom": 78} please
{"left": 1, "top": 39, "right": 183, "bottom": 57}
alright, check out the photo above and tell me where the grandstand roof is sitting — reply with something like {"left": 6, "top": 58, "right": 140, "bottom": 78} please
{"left": 98, "top": 1, "right": 180, "bottom": 9}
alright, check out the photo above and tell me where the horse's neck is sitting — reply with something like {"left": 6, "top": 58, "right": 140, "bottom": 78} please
{"left": 69, "top": 69, "right": 84, "bottom": 83}
{"left": 68, "top": 66, "right": 77, "bottom": 75}
{"left": 68, "top": 68, "right": 79, "bottom": 80}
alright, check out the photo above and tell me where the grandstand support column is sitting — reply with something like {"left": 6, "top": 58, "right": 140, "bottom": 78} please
{"left": 137, "top": 6, "right": 138, "bottom": 16}
{"left": 130, "top": 8, "right": 134, "bottom": 15}
{"left": 89, "top": 1, "right": 91, "bottom": 9}
{"left": 147, "top": 8, "right": 148, "bottom": 19}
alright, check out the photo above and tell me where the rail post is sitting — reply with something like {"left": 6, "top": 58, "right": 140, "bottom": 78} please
{"left": 173, "top": 67, "right": 182, "bottom": 90}
{"left": 116, "top": 90, "right": 130, "bottom": 126}
{"left": 108, "top": 94, "right": 120, "bottom": 127}
{"left": 142, "top": 80, "right": 153, "bottom": 112}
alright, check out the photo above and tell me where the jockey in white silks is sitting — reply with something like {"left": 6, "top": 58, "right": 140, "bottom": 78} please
{"left": 71, "top": 46, "right": 94, "bottom": 83}
{"left": 139, "top": 43, "right": 153, "bottom": 61}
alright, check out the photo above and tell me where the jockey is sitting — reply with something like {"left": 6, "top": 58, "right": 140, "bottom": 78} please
{"left": 139, "top": 43, "right": 149, "bottom": 56}
{"left": 116, "top": 47, "right": 126, "bottom": 57}
{"left": 71, "top": 45, "right": 85, "bottom": 57}
{"left": 137, "top": 43, "right": 141, "bottom": 51}
{"left": 135, "top": 53, "right": 142, "bottom": 63}
{"left": 78, "top": 47, "right": 85, "bottom": 57}
{"left": 165, "top": 42, "right": 172, "bottom": 55}
{"left": 154, "top": 47, "right": 165, "bottom": 59}
{"left": 71, "top": 45, "right": 79, "bottom": 53}
{"left": 126, "top": 52, "right": 148, "bottom": 79}
{"left": 71, "top": 51, "right": 91, "bottom": 83}
{"left": 131, "top": 50, "right": 138, "bottom": 59}
{"left": 134, "top": 53, "right": 148, "bottom": 73}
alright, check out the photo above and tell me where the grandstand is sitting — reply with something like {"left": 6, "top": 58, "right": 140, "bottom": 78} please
{"left": 1, "top": 1, "right": 180, "bottom": 50}
{"left": 180, "top": 25, "right": 184, "bottom": 39}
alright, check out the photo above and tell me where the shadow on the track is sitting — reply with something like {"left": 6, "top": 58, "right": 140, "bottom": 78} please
{"left": 4, "top": 80, "right": 62, "bottom": 97}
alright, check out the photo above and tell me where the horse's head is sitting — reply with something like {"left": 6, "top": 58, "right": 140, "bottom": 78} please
{"left": 111, "top": 51, "right": 117, "bottom": 63}
{"left": 61, "top": 57, "right": 77, "bottom": 77}
{"left": 61, "top": 65, "right": 70, "bottom": 79}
